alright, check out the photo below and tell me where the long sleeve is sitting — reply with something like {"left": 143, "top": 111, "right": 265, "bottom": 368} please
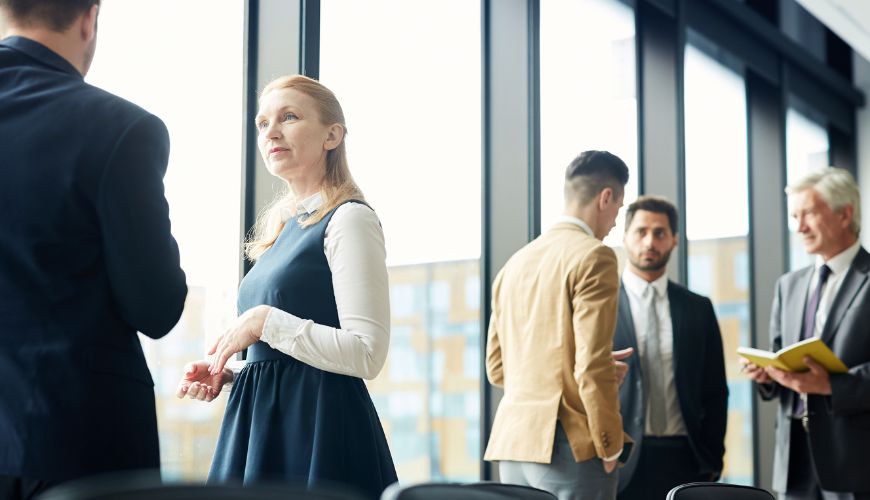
{"left": 757, "top": 277, "right": 785, "bottom": 401}
{"left": 700, "top": 297, "right": 728, "bottom": 475}
{"left": 485, "top": 271, "right": 504, "bottom": 387}
{"left": 829, "top": 362, "right": 870, "bottom": 415}
{"left": 259, "top": 203, "right": 390, "bottom": 380}
{"left": 572, "top": 245, "right": 623, "bottom": 459}
{"left": 97, "top": 113, "right": 187, "bottom": 339}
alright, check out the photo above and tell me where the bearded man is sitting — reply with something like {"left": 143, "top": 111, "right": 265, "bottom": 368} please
{"left": 612, "top": 195, "right": 728, "bottom": 500}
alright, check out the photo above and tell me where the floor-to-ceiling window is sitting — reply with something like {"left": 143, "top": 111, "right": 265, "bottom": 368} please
{"left": 86, "top": 0, "right": 245, "bottom": 479}
{"left": 539, "top": 0, "right": 638, "bottom": 250}
{"left": 683, "top": 38, "right": 753, "bottom": 485}
{"left": 320, "top": 0, "right": 482, "bottom": 482}
{"left": 785, "top": 105, "right": 830, "bottom": 270}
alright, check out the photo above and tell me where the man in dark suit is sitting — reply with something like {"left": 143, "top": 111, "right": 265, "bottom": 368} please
{"left": 0, "top": 1, "right": 187, "bottom": 498}
{"left": 743, "top": 167, "right": 870, "bottom": 500}
{"left": 614, "top": 195, "right": 728, "bottom": 500}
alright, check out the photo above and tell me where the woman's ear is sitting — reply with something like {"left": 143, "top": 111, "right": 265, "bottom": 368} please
{"left": 323, "top": 123, "right": 345, "bottom": 151}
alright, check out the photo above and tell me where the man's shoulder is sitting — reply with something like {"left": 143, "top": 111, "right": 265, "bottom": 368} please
{"left": 776, "top": 265, "right": 814, "bottom": 289}
{"left": 667, "top": 280, "right": 712, "bottom": 307}
{"left": 544, "top": 226, "right": 611, "bottom": 253}
{"left": 1, "top": 40, "right": 152, "bottom": 123}
{"left": 75, "top": 82, "right": 154, "bottom": 123}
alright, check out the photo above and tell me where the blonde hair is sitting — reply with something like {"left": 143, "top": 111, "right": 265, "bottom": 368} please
{"left": 786, "top": 166, "right": 861, "bottom": 236}
{"left": 246, "top": 75, "right": 364, "bottom": 261}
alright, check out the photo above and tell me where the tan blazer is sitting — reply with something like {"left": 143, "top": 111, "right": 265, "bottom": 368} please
{"left": 484, "top": 222, "right": 628, "bottom": 464}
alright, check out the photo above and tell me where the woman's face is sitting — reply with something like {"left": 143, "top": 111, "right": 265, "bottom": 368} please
{"left": 255, "top": 87, "right": 338, "bottom": 182}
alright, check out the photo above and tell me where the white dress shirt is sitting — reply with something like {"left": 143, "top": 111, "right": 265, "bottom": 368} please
{"left": 808, "top": 239, "right": 861, "bottom": 337}
{"left": 247, "top": 192, "right": 390, "bottom": 380}
{"left": 622, "top": 270, "right": 688, "bottom": 436}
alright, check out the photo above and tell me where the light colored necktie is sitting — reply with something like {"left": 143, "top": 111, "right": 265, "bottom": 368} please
{"left": 642, "top": 284, "right": 668, "bottom": 435}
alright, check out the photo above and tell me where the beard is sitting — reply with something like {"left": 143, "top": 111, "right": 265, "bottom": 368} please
{"left": 628, "top": 248, "right": 672, "bottom": 272}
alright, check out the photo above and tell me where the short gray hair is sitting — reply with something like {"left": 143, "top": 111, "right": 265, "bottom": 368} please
{"left": 786, "top": 167, "right": 861, "bottom": 236}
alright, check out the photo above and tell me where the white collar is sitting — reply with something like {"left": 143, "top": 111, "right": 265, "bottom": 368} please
{"left": 555, "top": 215, "right": 595, "bottom": 237}
{"left": 816, "top": 239, "right": 861, "bottom": 276}
{"left": 622, "top": 268, "right": 668, "bottom": 300}
{"left": 280, "top": 192, "right": 323, "bottom": 222}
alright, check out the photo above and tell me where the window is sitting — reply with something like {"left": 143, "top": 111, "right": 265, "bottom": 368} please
{"left": 86, "top": 0, "right": 245, "bottom": 479}
{"left": 785, "top": 106, "right": 830, "bottom": 270}
{"left": 320, "top": 0, "right": 482, "bottom": 482}
{"left": 684, "top": 40, "right": 752, "bottom": 485}
{"left": 539, "top": 0, "right": 638, "bottom": 249}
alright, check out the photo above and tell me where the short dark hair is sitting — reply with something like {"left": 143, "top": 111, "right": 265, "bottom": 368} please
{"left": 625, "top": 195, "right": 679, "bottom": 234}
{"left": 563, "top": 150, "right": 630, "bottom": 206}
{"left": 0, "top": 0, "right": 99, "bottom": 31}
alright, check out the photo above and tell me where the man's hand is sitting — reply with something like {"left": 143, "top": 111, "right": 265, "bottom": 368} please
{"left": 208, "top": 305, "right": 271, "bottom": 375}
{"left": 612, "top": 347, "right": 634, "bottom": 386}
{"left": 603, "top": 457, "right": 618, "bottom": 474}
{"left": 765, "top": 357, "right": 832, "bottom": 395}
{"left": 739, "top": 357, "right": 773, "bottom": 384}
{"left": 176, "top": 360, "right": 233, "bottom": 402}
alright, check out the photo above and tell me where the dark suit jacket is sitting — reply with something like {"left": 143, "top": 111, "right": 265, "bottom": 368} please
{"left": 614, "top": 280, "right": 728, "bottom": 491}
{"left": 759, "top": 247, "right": 870, "bottom": 493}
{"left": 0, "top": 37, "right": 187, "bottom": 481}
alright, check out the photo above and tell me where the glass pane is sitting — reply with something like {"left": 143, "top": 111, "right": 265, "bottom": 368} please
{"left": 86, "top": 0, "right": 245, "bottom": 479}
{"left": 684, "top": 43, "right": 753, "bottom": 485}
{"left": 540, "top": 0, "right": 638, "bottom": 251}
{"left": 786, "top": 108, "right": 829, "bottom": 270}
{"left": 320, "top": 0, "right": 482, "bottom": 482}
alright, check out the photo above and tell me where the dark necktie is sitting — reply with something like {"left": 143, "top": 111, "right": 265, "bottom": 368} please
{"left": 801, "top": 264, "right": 832, "bottom": 340}
{"left": 795, "top": 264, "right": 832, "bottom": 419}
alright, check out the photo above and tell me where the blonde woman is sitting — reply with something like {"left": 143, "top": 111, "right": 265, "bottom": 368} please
{"left": 176, "top": 75, "right": 397, "bottom": 498}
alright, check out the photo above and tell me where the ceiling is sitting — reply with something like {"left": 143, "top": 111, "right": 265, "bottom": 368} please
{"left": 796, "top": 0, "right": 870, "bottom": 62}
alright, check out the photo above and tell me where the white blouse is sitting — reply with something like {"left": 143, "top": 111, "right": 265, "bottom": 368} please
{"left": 244, "top": 192, "right": 391, "bottom": 380}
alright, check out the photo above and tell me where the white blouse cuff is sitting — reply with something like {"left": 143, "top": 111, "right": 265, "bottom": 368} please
{"left": 260, "top": 305, "right": 304, "bottom": 346}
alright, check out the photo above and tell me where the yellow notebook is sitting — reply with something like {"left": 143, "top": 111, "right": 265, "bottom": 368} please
{"left": 737, "top": 337, "right": 848, "bottom": 373}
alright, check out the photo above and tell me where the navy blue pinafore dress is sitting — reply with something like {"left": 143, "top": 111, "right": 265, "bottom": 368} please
{"left": 208, "top": 201, "right": 398, "bottom": 499}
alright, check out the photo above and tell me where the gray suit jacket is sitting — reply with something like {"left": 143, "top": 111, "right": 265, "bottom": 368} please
{"left": 759, "top": 247, "right": 870, "bottom": 493}
{"left": 613, "top": 281, "right": 728, "bottom": 491}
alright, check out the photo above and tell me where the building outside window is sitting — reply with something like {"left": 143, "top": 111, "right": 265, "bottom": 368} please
{"left": 684, "top": 38, "right": 753, "bottom": 485}
{"left": 320, "top": 0, "right": 482, "bottom": 482}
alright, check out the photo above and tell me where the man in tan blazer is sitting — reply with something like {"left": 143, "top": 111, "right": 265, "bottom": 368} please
{"left": 485, "top": 150, "right": 631, "bottom": 500}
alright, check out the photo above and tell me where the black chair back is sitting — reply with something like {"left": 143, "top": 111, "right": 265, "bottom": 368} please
{"left": 38, "top": 473, "right": 364, "bottom": 500}
{"left": 464, "top": 482, "right": 557, "bottom": 499}
{"left": 667, "top": 482, "right": 775, "bottom": 500}
{"left": 381, "top": 482, "right": 556, "bottom": 500}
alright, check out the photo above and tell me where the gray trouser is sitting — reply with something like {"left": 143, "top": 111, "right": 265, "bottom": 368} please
{"left": 499, "top": 423, "right": 618, "bottom": 500}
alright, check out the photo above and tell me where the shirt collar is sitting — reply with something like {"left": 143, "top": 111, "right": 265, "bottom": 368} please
{"left": 555, "top": 215, "right": 594, "bottom": 237}
{"left": 280, "top": 192, "right": 323, "bottom": 222}
{"left": 816, "top": 239, "right": 861, "bottom": 276}
{"left": 0, "top": 36, "right": 82, "bottom": 78}
{"left": 622, "top": 268, "right": 668, "bottom": 300}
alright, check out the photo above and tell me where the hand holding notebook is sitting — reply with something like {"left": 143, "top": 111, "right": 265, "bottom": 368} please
{"left": 737, "top": 337, "right": 848, "bottom": 373}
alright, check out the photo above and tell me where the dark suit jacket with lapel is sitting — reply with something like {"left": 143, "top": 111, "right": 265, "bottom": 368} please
{"left": 614, "top": 280, "right": 728, "bottom": 491}
{"left": 759, "top": 247, "right": 870, "bottom": 493}
{"left": 0, "top": 37, "right": 187, "bottom": 481}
